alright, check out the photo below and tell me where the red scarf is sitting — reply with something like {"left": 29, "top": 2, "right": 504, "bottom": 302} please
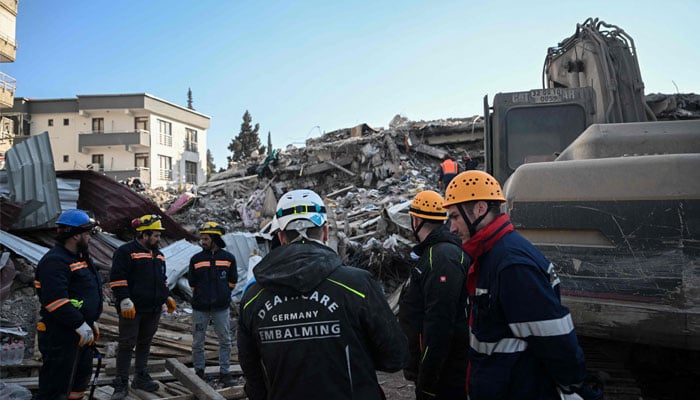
{"left": 461, "top": 213, "right": 514, "bottom": 394}
{"left": 462, "top": 213, "right": 514, "bottom": 297}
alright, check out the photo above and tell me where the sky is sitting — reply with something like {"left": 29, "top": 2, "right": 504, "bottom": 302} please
{"left": 6, "top": 0, "right": 698, "bottom": 169}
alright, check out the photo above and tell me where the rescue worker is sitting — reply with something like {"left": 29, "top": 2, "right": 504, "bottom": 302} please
{"left": 437, "top": 154, "right": 459, "bottom": 192}
{"left": 238, "top": 189, "right": 408, "bottom": 400}
{"left": 188, "top": 221, "right": 238, "bottom": 387}
{"left": 35, "top": 209, "right": 102, "bottom": 400}
{"left": 109, "top": 214, "right": 177, "bottom": 400}
{"left": 443, "top": 170, "right": 601, "bottom": 400}
{"left": 399, "top": 190, "right": 470, "bottom": 399}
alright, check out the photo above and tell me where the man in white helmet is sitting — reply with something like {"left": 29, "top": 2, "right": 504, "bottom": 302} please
{"left": 238, "top": 189, "right": 408, "bottom": 400}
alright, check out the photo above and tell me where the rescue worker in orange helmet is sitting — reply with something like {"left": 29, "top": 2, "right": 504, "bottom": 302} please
{"left": 35, "top": 209, "right": 102, "bottom": 400}
{"left": 444, "top": 171, "right": 599, "bottom": 400}
{"left": 109, "top": 214, "right": 177, "bottom": 399}
{"left": 399, "top": 190, "right": 470, "bottom": 399}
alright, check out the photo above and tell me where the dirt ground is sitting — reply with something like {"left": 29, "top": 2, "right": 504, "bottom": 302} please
{"left": 378, "top": 370, "right": 415, "bottom": 399}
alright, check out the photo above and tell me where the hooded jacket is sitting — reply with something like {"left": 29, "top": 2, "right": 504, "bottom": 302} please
{"left": 399, "top": 224, "right": 470, "bottom": 399}
{"left": 238, "top": 240, "right": 408, "bottom": 400}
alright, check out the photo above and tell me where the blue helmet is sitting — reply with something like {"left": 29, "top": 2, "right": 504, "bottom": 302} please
{"left": 56, "top": 209, "right": 96, "bottom": 238}
{"left": 57, "top": 209, "right": 93, "bottom": 227}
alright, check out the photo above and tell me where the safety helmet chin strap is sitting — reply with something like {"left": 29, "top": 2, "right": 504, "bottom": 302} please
{"left": 411, "top": 217, "right": 427, "bottom": 242}
{"left": 457, "top": 202, "right": 489, "bottom": 238}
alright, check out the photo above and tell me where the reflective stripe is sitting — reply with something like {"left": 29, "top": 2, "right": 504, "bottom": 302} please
{"left": 548, "top": 262, "right": 561, "bottom": 288}
{"left": 45, "top": 298, "right": 70, "bottom": 312}
{"left": 69, "top": 261, "right": 88, "bottom": 272}
{"left": 131, "top": 252, "right": 152, "bottom": 259}
{"left": 470, "top": 333, "right": 528, "bottom": 355}
{"left": 34, "top": 280, "right": 41, "bottom": 289}
{"left": 327, "top": 278, "right": 365, "bottom": 298}
{"left": 509, "top": 314, "right": 574, "bottom": 338}
{"left": 109, "top": 280, "right": 128, "bottom": 288}
{"left": 429, "top": 247, "right": 433, "bottom": 269}
{"left": 68, "top": 391, "right": 84, "bottom": 399}
{"left": 420, "top": 345, "right": 429, "bottom": 363}
{"left": 194, "top": 261, "right": 209, "bottom": 270}
{"left": 215, "top": 260, "right": 231, "bottom": 267}
{"left": 243, "top": 288, "right": 264, "bottom": 310}
{"left": 157, "top": 254, "right": 165, "bottom": 261}
{"left": 475, "top": 288, "right": 488, "bottom": 296}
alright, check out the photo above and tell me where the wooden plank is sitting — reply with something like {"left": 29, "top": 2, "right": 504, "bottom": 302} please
{"left": 325, "top": 160, "right": 356, "bottom": 176}
{"left": 326, "top": 185, "right": 355, "bottom": 198}
{"left": 164, "top": 358, "right": 226, "bottom": 400}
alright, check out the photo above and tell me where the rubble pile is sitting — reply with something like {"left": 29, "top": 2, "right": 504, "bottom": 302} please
{"left": 165, "top": 115, "right": 486, "bottom": 292}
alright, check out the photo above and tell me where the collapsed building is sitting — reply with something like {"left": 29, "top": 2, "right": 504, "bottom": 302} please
{"left": 0, "top": 91, "right": 697, "bottom": 397}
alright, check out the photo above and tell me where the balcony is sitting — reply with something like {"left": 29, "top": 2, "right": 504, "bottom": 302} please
{"left": 0, "top": 71, "right": 15, "bottom": 108}
{"left": 78, "top": 129, "right": 150, "bottom": 153}
{"left": 0, "top": 32, "right": 17, "bottom": 63}
{"left": 101, "top": 167, "right": 151, "bottom": 187}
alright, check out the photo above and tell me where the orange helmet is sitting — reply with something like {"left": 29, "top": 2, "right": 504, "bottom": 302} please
{"left": 409, "top": 190, "right": 447, "bottom": 221}
{"left": 443, "top": 170, "right": 505, "bottom": 207}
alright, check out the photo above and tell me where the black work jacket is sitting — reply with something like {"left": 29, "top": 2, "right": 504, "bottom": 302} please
{"left": 35, "top": 244, "right": 103, "bottom": 330}
{"left": 109, "top": 240, "right": 169, "bottom": 313}
{"left": 399, "top": 225, "right": 470, "bottom": 398}
{"left": 238, "top": 240, "right": 408, "bottom": 400}
{"left": 188, "top": 248, "right": 238, "bottom": 311}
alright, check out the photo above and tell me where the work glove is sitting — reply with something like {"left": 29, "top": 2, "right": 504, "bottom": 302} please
{"left": 166, "top": 296, "right": 177, "bottom": 313}
{"left": 92, "top": 322, "right": 100, "bottom": 342}
{"left": 120, "top": 298, "right": 136, "bottom": 319}
{"left": 75, "top": 322, "right": 94, "bottom": 347}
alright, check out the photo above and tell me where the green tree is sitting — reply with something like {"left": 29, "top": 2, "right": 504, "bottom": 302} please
{"left": 228, "top": 110, "right": 262, "bottom": 163}
{"left": 206, "top": 149, "right": 216, "bottom": 179}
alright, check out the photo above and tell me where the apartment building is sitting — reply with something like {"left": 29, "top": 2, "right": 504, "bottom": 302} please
{"left": 0, "top": 0, "right": 18, "bottom": 166}
{"left": 2, "top": 93, "right": 210, "bottom": 188}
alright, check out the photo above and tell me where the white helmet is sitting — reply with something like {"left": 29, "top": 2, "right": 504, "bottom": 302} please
{"left": 274, "top": 189, "right": 327, "bottom": 231}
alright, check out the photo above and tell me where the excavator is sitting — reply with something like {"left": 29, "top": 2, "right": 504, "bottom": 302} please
{"left": 483, "top": 18, "right": 699, "bottom": 351}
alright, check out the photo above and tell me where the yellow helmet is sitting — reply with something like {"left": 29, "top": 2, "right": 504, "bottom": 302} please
{"left": 409, "top": 190, "right": 447, "bottom": 221}
{"left": 131, "top": 214, "right": 165, "bottom": 232}
{"left": 443, "top": 170, "right": 506, "bottom": 207}
{"left": 199, "top": 221, "right": 225, "bottom": 236}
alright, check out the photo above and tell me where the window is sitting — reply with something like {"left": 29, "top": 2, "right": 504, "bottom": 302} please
{"left": 135, "top": 153, "right": 149, "bottom": 169}
{"left": 48, "top": 119, "right": 54, "bottom": 126}
{"left": 91, "top": 154, "right": 104, "bottom": 171}
{"left": 63, "top": 118, "right": 69, "bottom": 126}
{"left": 134, "top": 116, "right": 148, "bottom": 131}
{"left": 185, "top": 161, "right": 197, "bottom": 184}
{"left": 92, "top": 118, "right": 104, "bottom": 133}
{"left": 185, "top": 128, "right": 198, "bottom": 152}
{"left": 63, "top": 155, "right": 69, "bottom": 163}
{"left": 158, "top": 119, "right": 172, "bottom": 146}
{"left": 158, "top": 155, "right": 172, "bottom": 180}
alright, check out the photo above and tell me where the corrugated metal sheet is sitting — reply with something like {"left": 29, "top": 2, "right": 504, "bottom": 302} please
{"left": 57, "top": 177, "right": 80, "bottom": 212}
{"left": 56, "top": 170, "right": 197, "bottom": 241}
{"left": 5, "top": 132, "right": 61, "bottom": 229}
{"left": 0, "top": 229, "right": 50, "bottom": 265}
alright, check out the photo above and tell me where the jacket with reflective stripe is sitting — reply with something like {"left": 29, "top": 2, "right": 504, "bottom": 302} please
{"left": 109, "top": 240, "right": 170, "bottom": 313}
{"left": 188, "top": 248, "right": 238, "bottom": 311}
{"left": 35, "top": 244, "right": 103, "bottom": 330}
{"left": 468, "top": 230, "right": 586, "bottom": 400}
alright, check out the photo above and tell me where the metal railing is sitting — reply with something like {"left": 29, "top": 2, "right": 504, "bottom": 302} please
{"left": 184, "top": 141, "right": 198, "bottom": 152}
{"left": 0, "top": 71, "right": 16, "bottom": 92}
{"left": 159, "top": 134, "right": 172, "bottom": 146}
{"left": 159, "top": 169, "right": 172, "bottom": 180}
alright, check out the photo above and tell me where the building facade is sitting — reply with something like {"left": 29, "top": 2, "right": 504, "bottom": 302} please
{"left": 0, "top": 0, "right": 18, "bottom": 167}
{"left": 2, "top": 93, "right": 210, "bottom": 188}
